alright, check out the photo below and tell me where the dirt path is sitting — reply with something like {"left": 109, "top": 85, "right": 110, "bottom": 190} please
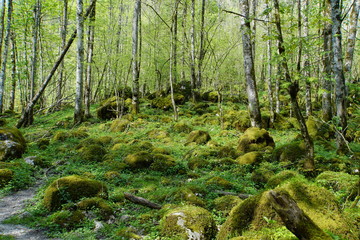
{"left": 0, "top": 182, "right": 52, "bottom": 240}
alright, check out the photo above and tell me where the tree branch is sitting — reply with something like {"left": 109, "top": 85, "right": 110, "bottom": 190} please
{"left": 222, "top": 9, "right": 272, "bottom": 23}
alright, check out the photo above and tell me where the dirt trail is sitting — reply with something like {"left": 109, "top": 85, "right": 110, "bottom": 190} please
{"left": 0, "top": 182, "right": 52, "bottom": 240}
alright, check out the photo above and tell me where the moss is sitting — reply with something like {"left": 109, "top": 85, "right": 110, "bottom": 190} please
{"left": 188, "top": 157, "right": 209, "bottom": 170}
{"left": 185, "top": 130, "right": 211, "bottom": 145}
{"left": 160, "top": 205, "right": 217, "bottom": 240}
{"left": 0, "top": 119, "right": 7, "bottom": 127}
{"left": 306, "top": 116, "right": 334, "bottom": 140}
{"left": 147, "top": 129, "right": 169, "bottom": 139}
{"left": 109, "top": 119, "right": 130, "bottom": 132}
{"left": 251, "top": 163, "right": 276, "bottom": 186}
{"left": 223, "top": 110, "right": 250, "bottom": 131}
{"left": 190, "top": 102, "right": 210, "bottom": 115}
{"left": 104, "top": 171, "right": 120, "bottom": 180}
{"left": 272, "top": 141, "right": 306, "bottom": 163}
{"left": 174, "top": 187, "right": 206, "bottom": 206}
{"left": 150, "top": 154, "right": 176, "bottom": 171}
{"left": 202, "top": 91, "right": 219, "bottom": 102}
{"left": 96, "top": 96, "right": 128, "bottom": 120}
{"left": 116, "top": 227, "right": 142, "bottom": 239}
{"left": 79, "top": 144, "right": 107, "bottom": 162}
{"left": 36, "top": 138, "right": 50, "bottom": 150}
{"left": 70, "top": 128, "right": 89, "bottom": 139}
{"left": 213, "top": 195, "right": 242, "bottom": 214}
{"left": 152, "top": 147, "right": 169, "bottom": 155}
{"left": 237, "top": 127, "right": 275, "bottom": 153}
{"left": 236, "top": 152, "right": 262, "bottom": 165}
{"left": 0, "top": 168, "right": 13, "bottom": 187}
{"left": 52, "top": 131, "right": 70, "bottom": 141}
{"left": 49, "top": 210, "right": 85, "bottom": 230}
{"left": 0, "top": 128, "right": 26, "bottom": 161}
{"left": 124, "top": 151, "right": 154, "bottom": 169}
{"left": 77, "top": 197, "right": 113, "bottom": 220}
{"left": 266, "top": 170, "right": 303, "bottom": 189}
{"left": 43, "top": 175, "right": 108, "bottom": 211}
{"left": 273, "top": 114, "right": 294, "bottom": 130}
{"left": 216, "top": 146, "right": 240, "bottom": 159}
{"left": 173, "top": 122, "right": 193, "bottom": 133}
{"left": 151, "top": 93, "right": 185, "bottom": 110}
{"left": 97, "top": 136, "right": 113, "bottom": 145}
{"left": 206, "top": 176, "right": 233, "bottom": 189}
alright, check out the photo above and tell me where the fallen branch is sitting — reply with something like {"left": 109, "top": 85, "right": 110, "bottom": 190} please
{"left": 124, "top": 192, "right": 162, "bottom": 209}
{"left": 215, "top": 190, "right": 252, "bottom": 200}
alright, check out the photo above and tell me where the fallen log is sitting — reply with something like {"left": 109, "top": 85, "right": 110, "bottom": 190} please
{"left": 124, "top": 192, "right": 162, "bottom": 209}
{"left": 268, "top": 190, "right": 331, "bottom": 240}
{"left": 215, "top": 190, "right": 252, "bottom": 200}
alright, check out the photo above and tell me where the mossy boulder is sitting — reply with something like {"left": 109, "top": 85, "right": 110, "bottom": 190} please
{"left": 77, "top": 197, "right": 113, "bottom": 220}
{"left": 216, "top": 146, "right": 240, "bottom": 159}
{"left": 43, "top": 175, "right": 108, "bottom": 211}
{"left": 49, "top": 210, "right": 85, "bottom": 230}
{"left": 151, "top": 93, "right": 185, "bottom": 110}
{"left": 52, "top": 131, "right": 70, "bottom": 142}
{"left": 116, "top": 227, "right": 142, "bottom": 239}
{"left": 0, "top": 168, "right": 13, "bottom": 187}
{"left": 174, "top": 188, "right": 206, "bottom": 206}
{"left": 273, "top": 113, "right": 294, "bottom": 130}
{"left": 124, "top": 151, "right": 154, "bottom": 169}
{"left": 97, "top": 96, "right": 128, "bottom": 120}
{"left": 109, "top": 119, "right": 130, "bottom": 132}
{"left": 188, "top": 157, "right": 210, "bottom": 170}
{"left": 185, "top": 130, "right": 211, "bottom": 145}
{"left": 272, "top": 141, "right": 306, "bottom": 163}
{"left": 173, "top": 122, "right": 193, "bottom": 133}
{"left": 206, "top": 176, "right": 233, "bottom": 189}
{"left": 0, "top": 128, "right": 26, "bottom": 161}
{"left": 213, "top": 195, "right": 242, "bottom": 214}
{"left": 78, "top": 144, "right": 107, "bottom": 162}
{"left": 217, "top": 180, "right": 357, "bottom": 240}
{"left": 223, "top": 110, "right": 250, "bottom": 131}
{"left": 150, "top": 154, "right": 176, "bottom": 171}
{"left": 266, "top": 170, "right": 303, "bottom": 189}
{"left": 147, "top": 129, "right": 169, "bottom": 139}
{"left": 236, "top": 152, "right": 262, "bottom": 165}
{"left": 306, "top": 116, "right": 334, "bottom": 140}
{"left": 202, "top": 91, "right": 219, "bottom": 102}
{"left": 237, "top": 127, "right": 275, "bottom": 153}
{"left": 160, "top": 205, "right": 217, "bottom": 240}
{"left": 190, "top": 102, "right": 210, "bottom": 115}
{"left": 36, "top": 138, "right": 50, "bottom": 150}
{"left": 104, "top": 171, "right": 120, "bottom": 180}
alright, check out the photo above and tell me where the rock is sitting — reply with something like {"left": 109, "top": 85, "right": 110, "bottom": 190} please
{"left": 150, "top": 93, "right": 186, "bottom": 110}
{"left": 48, "top": 210, "right": 85, "bottom": 230}
{"left": 202, "top": 91, "right": 219, "bottom": 102}
{"left": 272, "top": 141, "right": 306, "bottom": 163}
{"left": 206, "top": 176, "right": 233, "bottom": 189}
{"left": 97, "top": 96, "right": 128, "bottom": 120}
{"left": 77, "top": 197, "right": 113, "bottom": 220}
{"left": 174, "top": 188, "right": 206, "bottom": 206}
{"left": 160, "top": 205, "right": 217, "bottom": 240}
{"left": 147, "top": 129, "right": 169, "bottom": 139}
{"left": 0, "top": 168, "right": 13, "bottom": 188}
{"left": 124, "top": 151, "right": 154, "bottom": 169}
{"left": 213, "top": 195, "right": 242, "bottom": 214}
{"left": 43, "top": 175, "right": 108, "bottom": 211}
{"left": 173, "top": 122, "right": 193, "bottom": 133}
{"left": 190, "top": 102, "right": 210, "bottom": 115}
{"left": 78, "top": 144, "right": 107, "bottom": 162}
{"left": 266, "top": 170, "right": 303, "bottom": 189}
{"left": 223, "top": 110, "right": 250, "bottom": 131}
{"left": 185, "top": 130, "right": 211, "bottom": 145}
{"left": 306, "top": 116, "right": 334, "bottom": 140}
{"left": 109, "top": 119, "right": 130, "bottom": 132}
{"left": 0, "top": 128, "right": 26, "bottom": 161}
{"left": 237, "top": 127, "right": 275, "bottom": 153}
{"left": 236, "top": 152, "right": 262, "bottom": 165}
{"left": 150, "top": 154, "right": 176, "bottom": 171}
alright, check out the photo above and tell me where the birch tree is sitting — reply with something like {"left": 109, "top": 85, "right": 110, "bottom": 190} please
{"left": 344, "top": 0, "right": 359, "bottom": 76}
{"left": 132, "top": 0, "right": 141, "bottom": 114}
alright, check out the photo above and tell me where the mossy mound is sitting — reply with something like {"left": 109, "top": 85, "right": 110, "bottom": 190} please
{"left": 104, "top": 171, "right": 120, "bottom": 180}
{"left": 52, "top": 131, "right": 70, "bottom": 141}
{"left": 109, "top": 119, "right": 130, "bottom": 132}
{"left": 202, "top": 91, "right": 219, "bottom": 102}
{"left": 147, "top": 129, "right": 169, "bottom": 139}
{"left": 272, "top": 141, "right": 306, "bottom": 163}
{"left": 206, "top": 176, "right": 233, "bottom": 189}
{"left": 77, "top": 197, "right": 113, "bottom": 220}
{"left": 213, "top": 195, "right": 242, "bottom": 214}
{"left": 150, "top": 154, "right": 176, "bottom": 171}
{"left": 315, "top": 171, "right": 359, "bottom": 202}
{"left": 306, "top": 116, "right": 334, "bottom": 140}
{"left": 0, "top": 119, "right": 7, "bottom": 127}
{"left": 43, "top": 175, "right": 108, "bottom": 211}
{"left": 36, "top": 138, "right": 50, "bottom": 150}
{"left": 266, "top": 170, "right": 303, "bottom": 189}
{"left": 150, "top": 93, "right": 185, "bottom": 110}
{"left": 0, "top": 127, "right": 26, "bottom": 161}
{"left": 116, "top": 227, "right": 142, "bottom": 239}
{"left": 174, "top": 187, "right": 206, "bottom": 206}
{"left": 217, "top": 180, "right": 357, "bottom": 240}
{"left": 223, "top": 110, "right": 250, "bottom": 131}
{"left": 78, "top": 144, "right": 107, "bottom": 162}
{"left": 236, "top": 152, "right": 262, "bottom": 165}
{"left": 237, "top": 127, "right": 275, "bottom": 153}
{"left": 0, "top": 168, "right": 13, "bottom": 188}
{"left": 273, "top": 113, "right": 294, "bottom": 130}
{"left": 216, "top": 146, "right": 240, "bottom": 159}
{"left": 188, "top": 157, "right": 210, "bottom": 170}
{"left": 173, "top": 122, "right": 193, "bottom": 133}
{"left": 190, "top": 102, "right": 210, "bottom": 115}
{"left": 160, "top": 205, "right": 217, "bottom": 240}
{"left": 124, "top": 151, "right": 154, "bottom": 169}
{"left": 97, "top": 96, "right": 128, "bottom": 120}
{"left": 48, "top": 210, "right": 85, "bottom": 230}
{"left": 185, "top": 130, "right": 211, "bottom": 145}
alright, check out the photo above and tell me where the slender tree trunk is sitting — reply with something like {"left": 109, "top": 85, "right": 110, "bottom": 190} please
{"left": 197, "top": 0, "right": 206, "bottom": 89}
{"left": 0, "top": 0, "right": 6, "bottom": 63}
{"left": 303, "top": 0, "right": 312, "bottom": 117}
{"left": 9, "top": 31, "right": 16, "bottom": 111}
{"left": 84, "top": 3, "right": 96, "bottom": 118}
{"left": 322, "top": 0, "right": 332, "bottom": 121}
{"left": 265, "top": 0, "right": 274, "bottom": 123}
{"left": 274, "top": 0, "right": 314, "bottom": 169}
{"left": 0, "top": 0, "right": 13, "bottom": 113}
{"left": 181, "top": 1, "right": 188, "bottom": 82}
{"left": 275, "top": 66, "right": 281, "bottom": 114}
{"left": 240, "top": 0, "right": 262, "bottom": 128}
{"left": 56, "top": 0, "right": 68, "bottom": 109}
{"left": 331, "top": 0, "right": 347, "bottom": 153}
{"left": 344, "top": 0, "right": 359, "bottom": 77}
{"left": 131, "top": 0, "right": 141, "bottom": 114}
{"left": 190, "top": 0, "right": 196, "bottom": 102}
{"left": 74, "top": 0, "right": 84, "bottom": 124}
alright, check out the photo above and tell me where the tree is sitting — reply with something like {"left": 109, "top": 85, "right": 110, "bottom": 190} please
{"left": 344, "top": 0, "right": 359, "bottom": 76}
{"left": 197, "top": 0, "right": 206, "bottom": 89}
{"left": 131, "top": 0, "right": 141, "bottom": 114}
{"left": 0, "top": 0, "right": 13, "bottom": 113}
{"left": 240, "top": 0, "right": 262, "bottom": 128}
{"left": 9, "top": 31, "right": 16, "bottom": 111}
{"left": 190, "top": 0, "right": 196, "bottom": 102}
{"left": 330, "top": 0, "right": 347, "bottom": 153}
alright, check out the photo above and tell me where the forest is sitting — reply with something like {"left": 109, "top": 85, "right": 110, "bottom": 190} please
{"left": 0, "top": 0, "right": 359, "bottom": 239}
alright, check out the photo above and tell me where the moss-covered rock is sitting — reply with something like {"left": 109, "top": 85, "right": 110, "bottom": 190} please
{"left": 213, "top": 195, "right": 242, "bottom": 214}
{"left": 185, "top": 130, "right": 211, "bottom": 145}
{"left": 0, "top": 128, "right": 26, "bottom": 161}
{"left": 109, "top": 119, "right": 130, "bottom": 132}
{"left": 173, "top": 122, "right": 193, "bottom": 133}
{"left": 43, "top": 175, "right": 108, "bottom": 211}
{"left": 49, "top": 210, "right": 85, "bottom": 230}
{"left": 77, "top": 197, "right": 113, "bottom": 220}
{"left": 0, "top": 168, "right": 13, "bottom": 187}
{"left": 116, "top": 227, "right": 142, "bottom": 239}
{"left": 223, "top": 110, "right": 251, "bottom": 131}
{"left": 160, "top": 205, "right": 217, "bottom": 240}
{"left": 147, "top": 129, "right": 169, "bottom": 139}
{"left": 174, "top": 187, "right": 206, "bottom": 206}
{"left": 79, "top": 144, "right": 107, "bottom": 162}
{"left": 97, "top": 96, "right": 128, "bottom": 120}
{"left": 237, "top": 127, "right": 275, "bottom": 153}
{"left": 272, "top": 141, "right": 306, "bottom": 163}
{"left": 266, "top": 170, "right": 303, "bottom": 189}
{"left": 273, "top": 113, "right": 294, "bottom": 130}
{"left": 206, "top": 176, "right": 233, "bottom": 189}
{"left": 202, "top": 91, "right": 219, "bottom": 102}
{"left": 52, "top": 131, "right": 70, "bottom": 142}
{"left": 236, "top": 152, "right": 262, "bottom": 165}
{"left": 36, "top": 138, "right": 50, "bottom": 150}
{"left": 190, "top": 102, "right": 210, "bottom": 115}
{"left": 306, "top": 116, "right": 334, "bottom": 140}
{"left": 188, "top": 157, "right": 210, "bottom": 170}
{"left": 150, "top": 154, "right": 176, "bottom": 171}
{"left": 151, "top": 93, "right": 185, "bottom": 110}
{"left": 124, "top": 151, "right": 154, "bottom": 169}
{"left": 104, "top": 171, "right": 120, "bottom": 180}
{"left": 216, "top": 146, "right": 240, "bottom": 159}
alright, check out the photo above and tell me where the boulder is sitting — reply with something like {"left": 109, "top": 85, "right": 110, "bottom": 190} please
{"left": 237, "top": 127, "right": 275, "bottom": 153}
{"left": 0, "top": 168, "right": 13, "bottom": 188}
{"left": 236, "top": 152, "right": 262, "bottom": 165}
{"left": 43, "top": 175, "right": 108, "bottom": 211}
{"left": 173, "top": 122, "right": 193, "bottom": 133}
{"left": 186, "top": 130, "right": 211, "bottom": 145}
{"left": 124, "top": 151, "right": 154, "bottom": 169}
{"left": 109, "top": 119, "right": 130, "bottom": 132}
{"left": 213, "top": 195, "right": 242, "bottom": 214}
{"left": 78, "top": 144, "right": 107, "bottom": 162}
{"left": 97, "top": 96, "right": 128, "bottom": 120}
{"left": 48, "top": 210, "right": 85, "bottom": 230}
{"left": 77, "top": 197, "right": 113, "bottom": 220}
{"left": 272, "top": 141, "right": 306, "bottom": 163}
{"left": 160, "top": 205, "right": 217, "bottom": 240}
{"left": 0, "top": 128, "right": 26, "bottom": 161}
{"left": 150, "top": 93, "right": 185, "bottom": 110}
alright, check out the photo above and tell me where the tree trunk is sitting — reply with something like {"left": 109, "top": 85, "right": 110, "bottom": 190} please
{"left": 74, "top": 0, "right": 85, "bottom": 124}
{"left": 197, "top": 0, "right": 206, "bottom": 90}
{"left": 274, "top": 0, "right": 314, "bottom": 169}
{"left": 9, "top": 31, "right": 16, "bottom": 111}
{"left": 190, "top": 0, "right": 196, "bottom": 102}
{"left": 56, "top": 0, "right": 68, "bottom": 109}
{"left": 0, "top": 0, "right": 6, "bottom": 63}
{"left": 0, "top": 0, "right": 13, "bottom": 113}
{"left": 322, "top": 0, "right": 332, "bottom": 122}
{"left": 331, "top": 0, "right": 347, "bottom": 153}
{"left": 240, "top": 0, "right": 262, "bottom": 128}
{"left": 131, "top": 0, "right": 141, "bottom": 114}
{"left": 84, "top": 4, "right": 96, "bottom": 118}
{"left": 16, "top": 0, "right": 96, "bottom": 128}
{"left": 344, "top": 0, "right": 359, "bottom": 77}
{"left": 265, "top": 0, "right": 274, "bottom": 123}
{"left": 303, "top": 0, "right": 312, "bottom": 117}
{"left": 181, "top": 1, "right": 187, "bottom": 82}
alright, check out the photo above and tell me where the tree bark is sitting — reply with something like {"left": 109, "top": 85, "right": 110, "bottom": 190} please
{"left": 0, "top": 0, "right": 6, "bottom": 64}
{"left": 197, "top": 0, "right": 206, "bottom": 90}
{"left": 268, "top": 190, "right": 332, "bottom": 240}
{"left": 124, "top": 192, "right": 162, "bottom": 209}
{"left": 9, "top": 31, "right": 16, "bottom": 111}
{"left": 0, "top": 0, "right": 13, "bottom": 113}
{"left": 84, "top": 4, "right": 96, "bottom": 118}
{"left": 74, "top": 0, "right": 85, "bottom": 124}
{"left": 344, "top": 0, "right": 359, "bottom": 76}
{"left": 331, "top": 0, "right": 347, "bottom": 153}
{"left": 131, "top": 0, "right": 141, "bottom": 114}
{"left": 265, "top": 0, "right": 274, "bottom": 123}
{"left": 303, "top": 0, "right": 312, "bottom": 117}
{"left": 190, "top": 0, "right": 196, "bottom": 102}
{"left": 240, "top": 0, "right": 262, "bottom": 128}
{"left": 273, "top": 0, "right": 314, "bottom": 169}
{"left": 16, "top": 0, "right": 96, "bottom": 128}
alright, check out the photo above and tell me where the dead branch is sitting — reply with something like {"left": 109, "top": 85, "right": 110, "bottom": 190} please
{"left": 124, "top": 192, "right": 162, "bottom": 209}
